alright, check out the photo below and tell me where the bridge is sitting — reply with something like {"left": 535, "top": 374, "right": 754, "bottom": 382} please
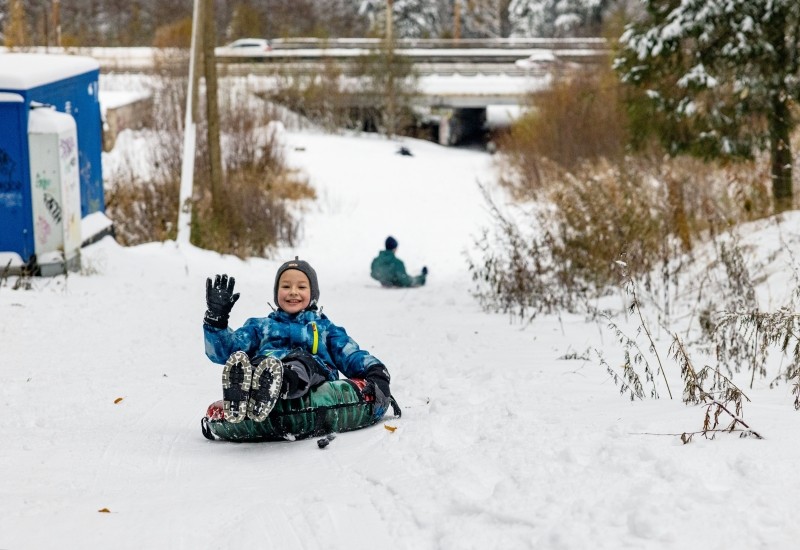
{"left": 216, "top": 37, "right": 608, "bottom": 144}
{"left": 11, "top": 38, "right": 609, "bottom": 145}
{"left": 216, "top": 37, "right": 608, "bottom": 104}
{"left": 59, "top": 37, "right": 608, "bottom": 101}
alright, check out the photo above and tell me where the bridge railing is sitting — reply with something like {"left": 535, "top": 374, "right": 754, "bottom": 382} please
{"left": 0, "top": 38, "right": 609, "bottom": 77}
{"left": 268, "top": 37, "right": 608, "bottom": 51}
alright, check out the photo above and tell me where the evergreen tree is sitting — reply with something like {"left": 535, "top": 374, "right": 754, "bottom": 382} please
{"left": 388, "top": 0, "right": 451, "bottom": 38}
{"left": 359, "top": 0, "right": 610, "bottom": 39}
{"left": 615, "top": 0, "right": 800, "bottom": 212}
{"left": 510, "top": 0, "right": 609, "bottom": 38}
{"left": 462, "top": 0, "right": 514, "bottom": 38}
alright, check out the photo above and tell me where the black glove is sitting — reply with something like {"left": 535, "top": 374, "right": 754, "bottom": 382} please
{"left": 204, "top": 274, "right": 240, "bottom": 329}
{"left": 422, "top": 266, "right": 428, "bottom": 276}
{"left": 363, "top": 364, "right": 391, "bottom": 420}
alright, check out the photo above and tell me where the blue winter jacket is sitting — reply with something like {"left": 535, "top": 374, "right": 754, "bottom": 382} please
{"left": 204, "top": 309, "right": 382, "bottom": 381}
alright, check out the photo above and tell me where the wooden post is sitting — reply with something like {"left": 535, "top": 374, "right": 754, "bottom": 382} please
{"left": 202, "top": 0, "right": 224, "bottom": 219}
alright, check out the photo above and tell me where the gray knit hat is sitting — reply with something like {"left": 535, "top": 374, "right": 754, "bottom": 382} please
{"left": 274, "top": 257, "right": 319, "bottom": 310}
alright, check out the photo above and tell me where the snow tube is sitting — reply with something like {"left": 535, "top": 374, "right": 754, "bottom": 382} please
{"left": 201, "top": 379, "right": 400, "bottom": 442}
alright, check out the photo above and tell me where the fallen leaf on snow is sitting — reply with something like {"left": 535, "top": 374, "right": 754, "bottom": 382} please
{"left": 114, "top": 397, "right": 124, "bottom": 404}
{"left": 384, "top": 424, "right": 397, "bottom": 432}
{"left": 98, "top": 508, "right": 111, "bottom": 513}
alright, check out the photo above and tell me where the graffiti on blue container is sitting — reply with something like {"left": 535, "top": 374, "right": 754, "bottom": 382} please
{"left": 60, "top": 136, "right": 77, "bottom": 163}
{"left": 36, "top": 215, "right": 53, "bottom": 244}
{"left": 0, "top": 148, "right": 17, "bottom": 180}
{"left": 35, "top": 172, "right": 53, "bottom": 191}
{"left": 80, "top": 155, "right": 91, "bottom": 182}
{"left": 0, "top": 148, "right": 22, "bottom": 193}
{"left": 43, "top": 192, "right": 63, "bottom": 224}
{"left": 0, "top": 179, "right": 22, "bottom": 193}
{"left": 0, "top": 193, "right": 22, "bottom": 207}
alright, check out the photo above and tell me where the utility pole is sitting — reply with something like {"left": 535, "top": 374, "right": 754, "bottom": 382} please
{"left": 202, "top": 0, "right": 224, "bottom": 219}
{"left": 177, "top": 0, "right": 203, "bottom": 244}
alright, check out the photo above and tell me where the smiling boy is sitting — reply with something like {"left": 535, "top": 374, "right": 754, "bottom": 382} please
{"left": 203, "top": 257, "right": 392, "bottom": 424}
{"left": 277, "top": 268, "right": 312, "bottom": 313}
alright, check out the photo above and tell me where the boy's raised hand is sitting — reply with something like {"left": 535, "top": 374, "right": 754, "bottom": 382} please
{"left": 204, "top": 274, "right": 241, "bottom": 329}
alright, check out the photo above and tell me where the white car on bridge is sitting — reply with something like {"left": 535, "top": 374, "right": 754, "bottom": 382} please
{"left": 215, "top": 38, "right": 272, "bottom": 57}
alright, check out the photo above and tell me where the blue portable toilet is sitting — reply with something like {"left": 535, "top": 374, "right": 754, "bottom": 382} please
{"left": 0, "top": 92, "right": 32, "bottom": 268}
{"left": 0, "top": 53, "right": 106, "bottom": 274}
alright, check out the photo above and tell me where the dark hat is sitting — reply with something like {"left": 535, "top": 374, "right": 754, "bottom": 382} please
{"left": 385, "top": 236, "right": 398, "bottom": 250}
{"left": 274, "top": 257, "right": 319, "bottom": 310}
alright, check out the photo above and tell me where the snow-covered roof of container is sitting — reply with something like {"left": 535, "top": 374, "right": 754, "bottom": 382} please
{"left": 28, "top": 104, "right": 77, "bottom": 134}
{"left": 0, "top": 92, "right": 23, "bottom": 102}
{"left": 0, "top": 53, "right": 99, "bottom": 90}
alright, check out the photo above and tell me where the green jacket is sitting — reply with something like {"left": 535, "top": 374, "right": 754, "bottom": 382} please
{"left": 370, "top": 250, "right": 425, "bottom": 287}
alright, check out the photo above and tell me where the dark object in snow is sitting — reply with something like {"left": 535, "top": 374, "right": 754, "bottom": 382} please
{"left": 317, "top": 433, "right": 336, "bottom": 448}
{"left": 396, "top": 146, "right": 413, "bottom": 156}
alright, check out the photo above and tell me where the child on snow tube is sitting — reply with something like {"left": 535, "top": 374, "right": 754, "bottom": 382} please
{"left": 201, "top": 257, "right": 396, "bottom": 441}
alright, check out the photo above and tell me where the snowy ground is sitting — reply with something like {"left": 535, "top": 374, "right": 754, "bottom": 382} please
{"left": 3, "top": 124, "right": 800, "bottom": 549}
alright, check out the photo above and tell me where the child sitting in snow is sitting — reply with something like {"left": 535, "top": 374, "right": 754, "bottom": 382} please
{"left": 370, "top": 236, "right": 427, "bottom": 288}
{"left": 203, "top": 257, "right": 392, "bottom": 424}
